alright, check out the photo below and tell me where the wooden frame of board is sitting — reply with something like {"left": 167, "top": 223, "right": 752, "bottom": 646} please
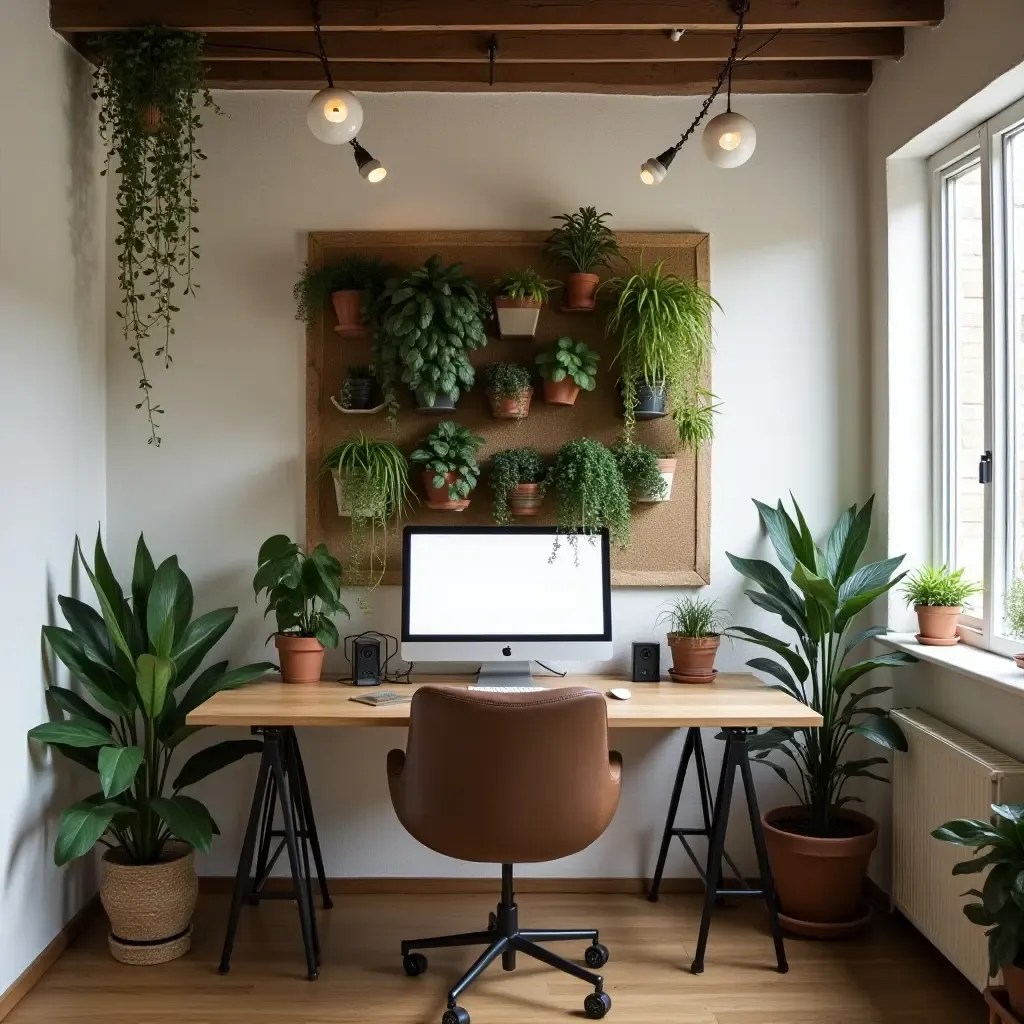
{"left": 305, "top": 230, "right": 711, "bottom": 587}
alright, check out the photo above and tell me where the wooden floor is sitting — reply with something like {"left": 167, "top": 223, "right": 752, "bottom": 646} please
{"left": 10, "top": 892, "right": 985, "bottom": 1024}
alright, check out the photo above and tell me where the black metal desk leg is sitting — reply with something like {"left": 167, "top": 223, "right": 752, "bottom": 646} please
{"left": 286, "top": 728, "right": 333, "bottom": 910}
{"left": 648, "top": 727, "right": 697, "bottom": 902}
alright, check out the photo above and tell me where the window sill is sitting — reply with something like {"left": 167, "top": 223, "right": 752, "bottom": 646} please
{"left": 879, "top": 633, "right": 1024, "bottom": 698}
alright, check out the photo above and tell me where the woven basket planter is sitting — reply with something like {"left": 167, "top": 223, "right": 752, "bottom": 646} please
{"left": 101, "top": 842, "right": 197, "bottom": 965}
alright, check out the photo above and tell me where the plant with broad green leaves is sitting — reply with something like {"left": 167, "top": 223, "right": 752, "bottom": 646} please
{"left": 546, "top": 207, "right": 621, "bottom": 274}
{"left": 490, "top": 447, "right": 549, "bottom": 525}
{"left": 932, "top": 804, "right": 1024, "bottom": 979}
{"left": 901, "top": 564, "right": 983, "bottom": 607}
{"left": 535, "top": 337, "right": 600, "bottom": 391}
{"left": 611, "top": 440, "right": 668, "bottom": 500}
{"left": 27, "top": 532, "right": 274, "bottom": 866}
{"left": 494, "top": 268, "right": 559, "bottom": 303}
{"left": 726, "top": 496, "right": 918, "bottom": 837}
{"left": 410, "top": 421, "right": 485, "bottom": 502}
{"left": 660, "top": 596, "right": 727, "bottom": 638}
{"left": 293, "top": 256, "right": 393, "bottom": 331}
{"left": 253, "top": 535, "right": 349, "bottom": 646}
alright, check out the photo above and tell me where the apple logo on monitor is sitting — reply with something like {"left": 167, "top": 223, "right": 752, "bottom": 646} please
{"left": 502, "top": 645, "right": 512, "bottom": 657}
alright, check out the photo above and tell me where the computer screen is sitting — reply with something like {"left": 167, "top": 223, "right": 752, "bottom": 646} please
{"left": 402, "top": 527, "right": 611, "bottom": 640}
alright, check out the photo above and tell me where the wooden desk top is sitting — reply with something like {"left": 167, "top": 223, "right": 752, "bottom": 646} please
{"left": 186, "top": 673, "right": 822, "bottom": 730}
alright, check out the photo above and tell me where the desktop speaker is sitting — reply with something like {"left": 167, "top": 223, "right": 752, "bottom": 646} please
{"left": 631, "top": 642, "right": 660, "bottom": 683}
{"left": 352, "top": 638, "right": 382, "bottom": 686}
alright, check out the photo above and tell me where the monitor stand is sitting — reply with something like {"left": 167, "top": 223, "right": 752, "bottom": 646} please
{"left": 474, "top": 661, "right": 538, "bottom": 687}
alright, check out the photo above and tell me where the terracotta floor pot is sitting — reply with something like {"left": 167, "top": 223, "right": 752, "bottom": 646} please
{"left": 564, "top": 272, "right": 600, "bottom": 310}
{"left": 636, "top": 458, "right": 678, "bottom": 503}
{"left": 508, "top": 482, "right": 544, "bottom": 516}
{"left": 763, "top": 806, "right": 878, "bottom": 934}
{"left": 495, "top": 297, "right": 541, "bottom": 337}
{"left": 915, "top": 604, "right": 961, "bottom": 641}
{"left": 668, "top": 634, "right": 720, "bottom": 678}
{"left": 489, "top": 388, "right": 533, "bottom": 419}
{"left": 1005, "top": 963, "right": 1024, "bottom": 1017}
{"left": 423, "top": 470, "right": 470, "bottom": 511}
{"left": 331, "top": 289, "right": 363, "bottom": 335}
{"left": 275, "top": 634, "right": 325, "bottom": 684}
{"left": 101, "top": 842, "right": 197, "bottom": 965}
{"left": 543, "top": 378, "right": 581, "bottom": 406}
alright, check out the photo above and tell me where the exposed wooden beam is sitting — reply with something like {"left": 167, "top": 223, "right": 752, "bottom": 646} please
{"left": 203, "top": 59, "right": 874, "bottom": 94}
{"left": 198, "top": 29, "right": 904, "bottom": 63}
{"left": 51, "top": 0, "right": 945, "bottom": 33}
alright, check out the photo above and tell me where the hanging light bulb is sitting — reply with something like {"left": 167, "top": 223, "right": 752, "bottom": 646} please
{"left": 307, "top": 86, "right": 363, "bottom": 144}
{"left": 352, "top": 140, "right": 387, "bottom": 183}
{"left": 640, "top": 147, "right": 678, "bottom": 186}
{"left": 702, "top": 110, "right": 756, "bottom": 168}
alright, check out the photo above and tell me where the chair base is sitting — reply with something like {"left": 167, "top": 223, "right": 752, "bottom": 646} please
{"left": 401, "top": 865, "right": 612, "bottom": 1022}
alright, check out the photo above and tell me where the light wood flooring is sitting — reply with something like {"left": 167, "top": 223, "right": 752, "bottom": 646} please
{"left": 10, "top": 891, "right": 986, "bottom": 1024}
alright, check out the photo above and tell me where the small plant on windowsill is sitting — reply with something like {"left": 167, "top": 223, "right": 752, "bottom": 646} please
{"left": 490, "top": 447, "right": 548, "bottom": 524}
{"left": 901, "top": 565, "right": 983, "bottom": 647}
{"left": 485, "top": 362, "right": 533, "bottom": 420}
{"left": 410, "top": 420, "right": 485, "bottom": 512}
{"left": 657, "top": 595, "right": 727, "bottom": 682}
{"left": 1005, "top": 572, "right": 1024, "bottom": 669}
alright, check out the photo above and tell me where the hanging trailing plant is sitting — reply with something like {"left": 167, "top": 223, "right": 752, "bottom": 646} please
{"left": 91, "top": 27, "right": 217, "bottom": 446}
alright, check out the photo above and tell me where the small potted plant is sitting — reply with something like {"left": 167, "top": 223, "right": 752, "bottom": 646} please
{"left": 410, "top": 420, "right": 485, "bottom": 511}
{"left": 28, "top": 532, "right": 273, "bottom": 964}
{"left": 612, "top": 440, "right": 675, "bottom": 503}
{"left": 658, "top": 595, "right": 725, "bottom": 683}
{"left": 933, "top": 804, "right": 1024, "bottom": 1017}
{"left": 546, "top": 206, "right": 621, "bottom": 311}
{"left": 334, "top": 365, "right": 378, "bottom": 411}
{"left": 493, "top": 268, "right": 559, "bottom": 338}
{"left": 491, "top": 447, "right": 548, "bottom": 523}
{"left": 1006, "top": 572, "right": 1024, "bottom": 669}
{"left": 375, "top": 256, "right": 489, "bottom": 415}
{"left": 254, "top": 535, "right": 349, "bottom": 683}
{"left": 535, "top": 336, "right": 600, "bottom": 406}
{"left": 901, "top": 565, "right": 982, "bottom": 646}
{"left": 294, "top": 255, "right": 391, "bottom": 336}
{"left": 674, "top": 386, "right": 721, "bottom": 451}
{"left": 484, "top": 362, "right": 533, "bottom": 420}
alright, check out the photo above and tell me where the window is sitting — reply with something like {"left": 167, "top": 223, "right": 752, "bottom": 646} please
{"left": 931, "top": 97, "right": 1024, "bottom": 655}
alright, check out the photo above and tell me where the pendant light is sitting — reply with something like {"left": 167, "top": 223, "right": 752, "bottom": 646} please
{"left": 352, "top": 140, "right": 387, "bottom": 183}
{"left": 702, "top": 65, "right": 756, "bottom": 168}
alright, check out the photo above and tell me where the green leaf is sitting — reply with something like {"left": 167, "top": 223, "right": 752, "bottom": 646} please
{"left": 29, "top": 718, "right": 115, "bottom": 749}
{"left": 173, "top": 569, "right": 195, "bottom": 645}
{"left": 147, "top": 556, "right": 182, "bottom": 657}
{"left": 745, "top": 589, "right": 807, "bottom": 637}
{"left": 175, "top": 661, "right": 275, "bottom": 724}
{"left": 792, "top": 560, "right": 838, "bottom": 616}
{"left": 77, "top": 538, "right": 133, "bottom": 664}
{"left": 57, "top": 596, "right": 114, "bottom": 668}
{"left": 150, "top": 795, "right": 217, "bottom": 853}
{"left": 55, "top": 799, "right": 122, "bottom": 866}
{"left": 843, "top": 626, "right": 891, "bottom": 656}
{"left": 964, "top": 902, "right": 995, "bottom": 926}
{"left": 171, "top": 608, "right": 236, "bottom": 685}
{"left": 43, "top": 627, "right": 133, "bottom": 718}
{"left": 835, "top": 496, "right": 876, "bottom": 588}
{"left": 835, "top": 576, "right": 908, "bottom": 632}
{"left": 993, "top": 804, "right": 1024, "bottom": 824}
{"left": 98, "top": 745, "right": 143, "bottom": 798}
{"left": 746, "top": 658, "right": 802, "bottom": 699}
{"left": 953, "top": 850, "right": 1011, "bottom": 875}
{"left": 46, "top": 687, "right": 113, "bottom": 732}
{"left": 835, "top": 653, "right": 917, "bottom": 695}
{"left": 849, "top": 713, "right": 908, "bottom": 751}
{"left": 753, "top": 499, "right": 797, "bottom": 573}
{"left": 838, "top": 555, "right": 906, "bottom": 603}
{"left": 257, "top": 534, "right": 295, "bottom": 565}
{"left": 823, "top": 505, "right": 855, "bottom": 584}
{"left": 173, "top": 739, "right": 262, "bottom": 791}
{"left": 136, "top": 653, "right": 174, "bottom": 719}
{"left": 93, "top": 528, "right": 126, "bottom": 625}
{"left": 131, "top": 533, "right": 156, "bottom": 639}
{"left": 726, "top": 554, "right": 800, "bottom": 610}
{"left": 933, "top": 819, "right": 1003, "bottom": 846}
{"left": 724, "top": 627, "right": 809, "bottom": 682}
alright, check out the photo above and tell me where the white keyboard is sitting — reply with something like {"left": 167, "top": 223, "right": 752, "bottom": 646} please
{"left": 467, "top": 685, "right": 549, "bottom": 693}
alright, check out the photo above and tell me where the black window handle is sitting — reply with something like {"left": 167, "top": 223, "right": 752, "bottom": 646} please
{"left": 980, "top": 452, "right": 992, "bottom": 485}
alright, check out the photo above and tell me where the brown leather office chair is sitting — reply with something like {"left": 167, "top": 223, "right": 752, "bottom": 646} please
{"left": 388, "top": 685, "right": 622, "bottom": 1024}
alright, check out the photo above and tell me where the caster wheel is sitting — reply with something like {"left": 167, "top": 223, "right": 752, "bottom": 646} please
{"left": 403, "top": 953, "right": 427, "bottom": 977}
{"left": 488, "top": 912, "right": 498, "bottom": 931}
{"left": 442, "top": 1006, "right": 470, "bottom": 1024}
{"left": 585, "top": 942, "right": 609, "bottom": 968}
{"left": 584, "top": 991, "right": 612, "bottom": 1019}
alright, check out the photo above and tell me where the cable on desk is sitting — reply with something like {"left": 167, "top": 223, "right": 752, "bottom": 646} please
{"left": 534, "top": 660, "right": 568, "bottom": 677}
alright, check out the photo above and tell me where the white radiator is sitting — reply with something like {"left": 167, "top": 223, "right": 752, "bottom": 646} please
{"left": 892, "top": 709, "right": 1024, "bottom": 991}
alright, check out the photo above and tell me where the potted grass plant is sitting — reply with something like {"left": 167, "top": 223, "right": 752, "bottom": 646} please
{"left": 410, "top": 420, "right": 485, "bottom": 511}
{"left": 484, "top": 362, "right": 533, "bottom": 420}
{"left": 658, "top": 596, "right": 725, "bottom": 683}
{"left": 902, "top": 565, "right": 982, "bottom": 645}
{"left": 546, "top": 207, "right": 621, "bottom": 311}
{"left": 294, "top": 256, "right": 391, "bottom": 336}
{"left": 253, "top": 535, "right": 349, "bottom": 683}
{"left": 28, "top": 531, "right": 273, "bottom": 964}
{"left": 612, "top": 440, "right": 675, "bottom": 503}
{"left": 727, "top": 495, "right": 916, "bottom": 937}
{"left": 674, "top": 386, "right": 721, "bottom": 451}
{"left": 491, "top": 447, "right": 548, "bottom": 523}
{"left": 535, "top": 337, "right": 600, "bottom": 406}
{"left": 493, "top": 268, "right": 559, "bottom": 338}
{"left": 375, "top": 256, "right": 490, "bottom": 416}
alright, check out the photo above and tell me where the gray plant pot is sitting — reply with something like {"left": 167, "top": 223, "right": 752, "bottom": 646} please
{"left": 633, "top": 381, "right": 667, "bottom": 420}
{"left": 414, "top": 389, "right": 457, "bottom": 412}
{"left": 344, "top": 378, "right": 375, "bottom": 410}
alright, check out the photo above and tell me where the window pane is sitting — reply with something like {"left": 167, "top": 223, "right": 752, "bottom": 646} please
{"left": 1008, "top": 130, "right": 1024, "bottom": 605}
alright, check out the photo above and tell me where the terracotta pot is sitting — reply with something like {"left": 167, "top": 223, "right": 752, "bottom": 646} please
{"left": 495, "top": 297, "right": 542, "bottom": 338}
{"left": 763, "top": 806, "right": 878, "bottom": 934}
{"left": 1015, "top": 654, "right": 1024, "bottom": 671}
{"left": 668, "top": 634, "right": 720, "bottom": 677}
{"left": 543, "top": 378, "right": 581, "bottom": 406}
{"left": 275, "top": 634, "right": 325, "bottom": 684}
{"left": 508, "top": 482, "right": 544, "bottom": 516}
{"left": 140, "top": 105, "right": 163, "bottom": 133}
{"left": 489, "top": 388, "right": 533, "bottom": 419}
{"left": 564, "top": 272, "right": 600, "bottom": 310}
{"left": 915, "top": 604, "right": 961, "bottom": 641}
{"left": 1005, "top": 963, "right": 1024, "bottom": 1017}
{"left": 101, "top": 842, "right": 197, "bottom": 965}
{"left": 423, "top": 470, "right": 470, "bottom": 511}
{"left": 330, "top": 289, "right": 363, "bottom": 335}
{"left": 635, "top": 457, "right": 678, "bottom": 503}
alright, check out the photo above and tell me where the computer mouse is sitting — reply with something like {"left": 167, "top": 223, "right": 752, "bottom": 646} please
{"left": 608, "top": 687, "right": 632, "bottom": 701}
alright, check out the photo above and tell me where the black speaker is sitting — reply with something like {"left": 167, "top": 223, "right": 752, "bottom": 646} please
{"left": 631, "top": 642, "right": 660, "bottom": 683}
{"left": 352, "top": 638, "right": 382, "bottom": 685}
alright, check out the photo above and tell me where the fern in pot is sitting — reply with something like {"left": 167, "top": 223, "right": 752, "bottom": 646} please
{"left": 28, "top": 532, "right": 273, "bottom": 964}
{"left": 294, "top": 256, "right": 392, "bottom": 336}
{"left": 493, "top": 268, "right": 559, "bottom": 338}
{"left": 410, "top": 420, "right": 485, "bottom": 512}
{"left": 535, "top": 336, "right": 600, "bottom": 407}
{"left": 491, "top": 447, "right": 548, "bottom": 523}
{"left": 658, "top": 596, "right": 726, "bottom": 682}
{"left": 901, "top": 564, "right": 982, "bottom": 645}
{"left": 612, "top": 440, "right": 675, "bottom": 503}
{"left": 485, "top": 362, "right": 534, "bottom": 420}
{"left": 546, "top": 207, "right": 621, "bottom": 311}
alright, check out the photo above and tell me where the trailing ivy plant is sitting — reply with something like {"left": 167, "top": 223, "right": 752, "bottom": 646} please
{"left": 490, "top": 447, "right": 548, "bottom": 525}
{"left": 611, "top": 440, "right": 668, "bottom": 500}
{"left": 293, "top": 256, "right": 393, "bottom": 331}
{"left": 91, "top": 27, "right": 217, "bottom": 446}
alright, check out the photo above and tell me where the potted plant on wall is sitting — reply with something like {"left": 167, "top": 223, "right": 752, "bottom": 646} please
{"left": 658, "top": 596, "right": 726, "bottom": 683}
{"left": 491, "top": 447, "right": 549, "bottom": 523}
{"left": 331, "top": 365, "right": 379, "bottom": 412}
{"left": 546, "top": 207, "right": 621, "bottom": 311}
{"left": 254, "top": 535, "right": 349, "bottom": 683}
{"left": 294, "top": 256, "right": 391, "bottom": 336}
{"left": 674, "top": 386, "right": 721, "bottom": 451}
{"left": 901, "top": 564, "right": 982, "bottom": 646}
{"left": 612, "top": 440, "right": 675, "bottom": 503}
{"left": 493, "top": 268, "right": 559, "bottom": 338}
{"left": 484, "top": 362, "right": 534, "bottom": 420}
{"left": 726, "top": 496, "right": 917, "bottom": 937}
{"left": 27, "top": 532, "right": 273, "bottom": 964}
{"left": 410, "top": 420, "right": 485, "bottom": 511}
{"left": 375, "top": 256, "right": 490, "bottom": 416}
{"left": 535, "top": 337, "right": 600, "bottom": 406}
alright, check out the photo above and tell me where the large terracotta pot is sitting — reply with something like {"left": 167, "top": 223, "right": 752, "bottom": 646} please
{"left": 915, "top": 604, "right": 961, "bottom": 642}
{"left": 330, "top": 289, "right": 363, "bottom": 335}
{"left": 275, "top": 634, "right": 325, "bottom": 684}
{"left": 543, "top": 378, "right": 581, "bottom": 406}
{"left": 101, "top": 842, "right": 197, "bottom": 965}
{"left": 763, "top": 806, "right": 877, "bottom": 937}
{"left": 1005, "top": 963, "right": 1024, "bottom": 1017}
{"left": 495, "top": 297, "right": 541, "bottom": 338}
{"left": 489, "top": 388, "right": 533, "bottom": 420}
{"left": 423, "top": 470, "right": 470, "bottom": 512}
{"left": 508, "top": 482, "right": 544, "bottom": 516}
{"left": 564, "top": 272, "right": 600, "bottom": 311}
{"left": 667, "top": 634, "right": 719, "bottom": 680}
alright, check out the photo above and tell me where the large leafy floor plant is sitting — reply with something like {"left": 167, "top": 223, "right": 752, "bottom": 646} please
{"left": 29, "top": 533, "right": 273, "bottom": 865}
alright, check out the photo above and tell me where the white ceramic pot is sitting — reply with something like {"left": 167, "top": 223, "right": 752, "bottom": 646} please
{"left": 635, "top": 458, "right": 677, "bottom": 503}
{"left": 495, "top": 298, "right": 541, "bottom": 338}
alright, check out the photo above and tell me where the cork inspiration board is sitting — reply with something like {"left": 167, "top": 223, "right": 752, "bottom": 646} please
{"left": 305, "top": 230, "right": 711, "bottom": 587}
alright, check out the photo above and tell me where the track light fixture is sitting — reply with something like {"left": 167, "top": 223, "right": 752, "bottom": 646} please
{"left": 352, "top": 140, "right": 387, "bottom": 183}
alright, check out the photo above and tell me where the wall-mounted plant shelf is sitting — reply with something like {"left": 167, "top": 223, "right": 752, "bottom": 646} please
{"left": 330, "top": 396, "right": 387, "bottom": 416}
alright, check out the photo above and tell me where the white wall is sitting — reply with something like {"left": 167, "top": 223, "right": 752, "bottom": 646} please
{"left": 0, "top": 0, "right": 107, "bottom": 995}
{"left": 105, "top": 90, "right": 870, "bottom": 878}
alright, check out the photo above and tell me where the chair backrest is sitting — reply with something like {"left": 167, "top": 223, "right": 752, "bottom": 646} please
{"left": 388, "top": 685, "right": 621, "bottom": 864}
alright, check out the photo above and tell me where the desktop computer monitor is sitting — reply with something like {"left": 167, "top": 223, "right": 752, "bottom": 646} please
{"left": 401, "top": 526, "right": 613, "bottom": 685}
